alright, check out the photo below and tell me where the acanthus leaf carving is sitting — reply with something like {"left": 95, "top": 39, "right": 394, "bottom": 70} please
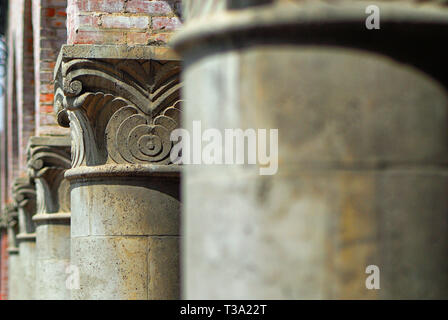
{"left": 54, "top": 47, "right": 183, "bottom": 167}
{"left": 12, "top": 177, "right": 37, "bottom": 235}
{"left": 3, "top": 203, "right": 19, "bottom": 250}
{"left": 105, "top": 100, "right": 182, "bottom": 165}
{"left": 27, "top": 137, "right": 71, "bottom": 214}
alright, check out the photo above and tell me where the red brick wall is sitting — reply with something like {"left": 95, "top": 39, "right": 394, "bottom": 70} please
{"left": 0, "top": 232, "right": 8, "bottom": 300}
{"left": 6, "top": 36, "right": 19, "bottom": 202}
{"left": 33, "top": 0, "right": 69, "bottom": 136}
{"left": 16, "top": 0, "right": 36, "bottom": 173}
{"left": 67, "top": 0, "right": 183, "bottom": 45}
{"left": 3, "top": 0, "right": 38, "bottom": 190}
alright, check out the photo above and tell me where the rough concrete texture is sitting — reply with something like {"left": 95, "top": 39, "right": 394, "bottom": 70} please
{"left": 177, "top": 2, "right": 448, "bottom": 299}
{"left": 69, "top": 174, "right": 180, "bottom": 300}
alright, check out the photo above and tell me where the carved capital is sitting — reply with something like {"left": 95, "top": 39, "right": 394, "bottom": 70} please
{"left": 3, "top": 203, "right": 19, "bottom": 252}
{"left": 0, "top": 208, "right": 7, "bottom": 230}
{"left": 12, "top": 176, "right": 37, "bottom": 237}
{"left": 2, "top": 203, "right": 18, "bottom": 228}
{"left": 27, "top": 136, "right": 71, "bottom": 214}
{"left": 0, "top": 215, "right": 6, "bottom": 230}
{"left": 54, "top": 45, "right": 183, "bottom": 168}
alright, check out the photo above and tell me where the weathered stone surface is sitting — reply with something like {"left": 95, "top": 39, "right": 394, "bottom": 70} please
{"left": 71, "top": 178, "right": 179, "bottom": 237}
{"left": 34, "top": 217, "right": 71, "bottom": 261}
{"left": 7, "top": 254, "right": 21, "bottom": 300}
{"left": 34, "top": 216, "right": 71, "bottom": 300}
{"left": 35, "top": 256, "right": 69, "bottom": 300}
{"left": 68, "top": 172, "right": 180, "bottom": 300}
{"left": 54, "top": 45, "right": 182, "bottom": 167}
{"left": 16, "top": 239, "right": 36, "bottom": 300}
{"left": 71, "top": 232, "right": 180, "bottom": 300}
{"left": 147, "top": 236, "right": 180, "bottom": 300}
{"left": 176, "top": 2, "right": 448, "bottom": 299}
{"left": 71, "top": 236, "right": 149, "bottom": 300}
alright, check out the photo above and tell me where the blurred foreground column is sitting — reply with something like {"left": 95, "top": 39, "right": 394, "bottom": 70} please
{"left": 174, "top": 0, "right": 448, "bottom": 299}
{"left": 54, "top": 45, "right": 182, "bottom": 300}
{"left": 28, "top": 136, "right": 71, "bottom": 300}
{"left": 13, "top": 177, "right": 36, "bottom": 300}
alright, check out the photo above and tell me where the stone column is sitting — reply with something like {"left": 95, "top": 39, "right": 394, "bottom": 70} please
{"left": 13, "top": 177, "right": 37, "bottom": 300}
{"left": 174, "top": 1, "right": 448, "bottom": 299}
{"left": 27, "top": 136, "right": 71, "bottom": 300}
{"left": 54, "top": 45, "right": 182, "bottom": 300}
{"left": 3, "top": 203, "right": 20, "bottom": 299}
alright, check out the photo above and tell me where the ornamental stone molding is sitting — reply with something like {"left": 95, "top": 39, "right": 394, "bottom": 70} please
{"left": 27, "top": 136, "right": 71, "bottom": 215}
{"left": 0, "top": 207, "right": 8, "bottom": 230}
{"left": 54, "top": 45, "right": 183, "bottom": 168}
{"left": 12, "top": 176, "right": 37, "bottom": 240}
{"left": 3, "top": 203, "right": 19, "bottom": 253}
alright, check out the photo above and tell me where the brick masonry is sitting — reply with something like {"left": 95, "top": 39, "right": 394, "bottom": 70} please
{"left": 33, "top": 0, "right": 69, "bottom": 136}
{"left": 67, "top": 0, "right": 183, "bottom": 45}
{"left": 16, "top": 0, "right": 36, "bottom": 172}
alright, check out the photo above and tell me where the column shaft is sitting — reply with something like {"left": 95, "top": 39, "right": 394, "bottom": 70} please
{"left": 69, "top": 170, "right": 180, "bottom": 299}
{"left": 174, "top": 1, "right": 448, "bottom": 299}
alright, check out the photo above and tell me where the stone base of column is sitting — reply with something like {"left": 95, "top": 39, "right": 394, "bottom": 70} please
{"left": 34, "top": 213, "right": 71, "bottom": 300}
{"left": 7, "top": 248, "right": 20, "bottom": 300}
{"left": 16, "top": 233, "right": 36, "bottom": 300}
{"left": 67, "top": 165, "right": 180, "bottom": 300}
